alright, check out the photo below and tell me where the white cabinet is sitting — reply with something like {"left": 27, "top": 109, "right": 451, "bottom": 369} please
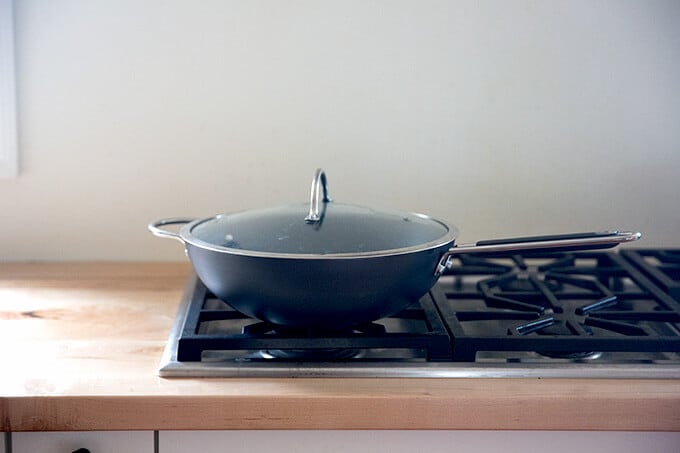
{"left": 9, "top": 430, "right": 680, "bottom": 452}
{"left": 160, "top": 430, "right": 680, "bottom": 453}
{"left": 11, "top": 431, "right": 153, "bottom": 453}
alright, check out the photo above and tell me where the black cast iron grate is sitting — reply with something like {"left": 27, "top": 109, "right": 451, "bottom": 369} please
{"left": 438, "top": 252, "right": 680, "bottom": 361}
{"left": 621, "top": 249, "right": 680, "bottom": 301}
{"left": 175, "top": 277, "right": 453, "bottom": 362}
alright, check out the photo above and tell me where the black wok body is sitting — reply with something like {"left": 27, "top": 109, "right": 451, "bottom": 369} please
{"left": 186, "top": 241, "right": 453, "bottom": 328}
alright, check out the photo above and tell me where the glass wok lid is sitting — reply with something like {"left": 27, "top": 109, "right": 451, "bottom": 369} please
{"left": 187, "top": 201, "right": 456, "bottom": 256}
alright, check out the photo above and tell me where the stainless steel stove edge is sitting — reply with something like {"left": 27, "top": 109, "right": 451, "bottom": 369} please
{"left": 158, "top": 358, "right": 680, "bottom": 379}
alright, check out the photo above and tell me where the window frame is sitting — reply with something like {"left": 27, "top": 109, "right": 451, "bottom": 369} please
{"left": 0, "top": 0, "right": 18, "bottom": 178}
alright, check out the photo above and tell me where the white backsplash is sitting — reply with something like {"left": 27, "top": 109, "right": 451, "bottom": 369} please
{"left": 2, "top": 0, "right": 679, "bottom": 260}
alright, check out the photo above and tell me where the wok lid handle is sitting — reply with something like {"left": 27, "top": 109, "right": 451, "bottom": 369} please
{"left": 305, "top": 168, "right": 332, "bottom": 223}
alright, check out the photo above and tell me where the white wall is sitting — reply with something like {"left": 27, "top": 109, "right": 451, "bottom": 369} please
{"left": 2, "top": 0, "right": 679, "bottom": 261}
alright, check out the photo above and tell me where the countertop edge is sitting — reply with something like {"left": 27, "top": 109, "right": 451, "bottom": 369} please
{"left": 3, "top": 378, "right": 680, "bottom": 431}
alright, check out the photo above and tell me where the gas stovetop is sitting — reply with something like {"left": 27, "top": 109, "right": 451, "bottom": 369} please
{"left": 159, "top": 249, "right": 680, "bottom": 378}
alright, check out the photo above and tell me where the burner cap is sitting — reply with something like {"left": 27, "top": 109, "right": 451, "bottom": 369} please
{"left": 260, "top": 348, "right": 361, "bottom": 360}
{"left": 537, "top": 351, "right": 603, "bottom": 360}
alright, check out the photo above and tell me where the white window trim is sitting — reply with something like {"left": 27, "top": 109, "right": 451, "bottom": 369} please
{"left": 0, "top": 0, "right": 18, "bottom": 178}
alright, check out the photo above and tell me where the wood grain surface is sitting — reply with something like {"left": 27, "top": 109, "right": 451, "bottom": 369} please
{"left": 1, "top": 263, "right": 679, "bottom": 432}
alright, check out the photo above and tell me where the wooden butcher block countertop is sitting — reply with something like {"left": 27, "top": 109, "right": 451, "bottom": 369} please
{"left": 0, "top": 262, "right": 679, "bottom": 432}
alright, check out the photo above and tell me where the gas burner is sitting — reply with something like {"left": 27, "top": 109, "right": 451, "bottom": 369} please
{"left": 513, "top": 314, "right": 602, "bottom": 359}
{"left": 242, "top": 321, "right": 387, "bottom": 337}
{"left": 260, "top": 348, "right": 362, "bottom": 360}
{"left": 538, "top": 350, "right": 603, "bottom": 360}
{"left": 247, "top": 322, "right": 376, "bottom": 360}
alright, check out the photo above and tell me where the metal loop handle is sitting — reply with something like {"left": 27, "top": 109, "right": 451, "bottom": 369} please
{"left": 148, "top": 218, "right": 195, "bottom": 243}
{"left": 305, "top": 168, "right": 332, "bottom": 223}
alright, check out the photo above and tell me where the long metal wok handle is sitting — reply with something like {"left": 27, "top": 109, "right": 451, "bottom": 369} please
{"left": 305, "top": 168, "right": 332, "bottom": 223}
{"left": 148, "top": 218, "right": 195, "bottom": 243}
{"left": 435, "top": 230, "right": 642, "bottom": 276}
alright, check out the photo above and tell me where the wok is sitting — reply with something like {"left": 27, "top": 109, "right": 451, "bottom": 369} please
{"left": 149, "top": 169, "right": 640, "bottom": 328}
